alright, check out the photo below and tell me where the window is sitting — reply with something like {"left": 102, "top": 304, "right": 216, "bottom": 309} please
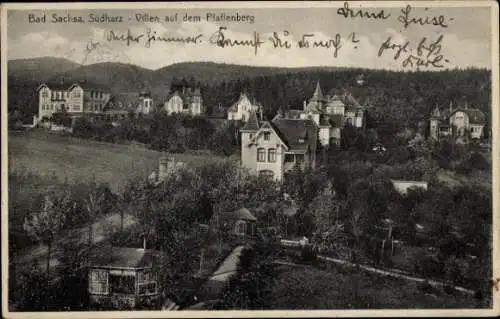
{"left": 268, "top": 148, "right": 277, "bottom": 162}
{"left": 259, "top": 170, "right": 274, "bottom": 179}
{"left": 284, "top": 153, "right": 295, "bottom": 163}
{"left": 264, "top": 132, "right": 271, "bottom": 140}
{"left": 74, "top": 90, "right": 81, "bottom": 98}
{"left": 257, "top": 148, "right": 266, "bottom": 162}
{"left": 137, "top": 271, "right": 158, "bottom": 295}
{"left": 235, "top": 221, "right": 246, "bottom": 236}
{"left": 139, "top": 282, "right": 157, "bottom": 295}
{"left": 249, "top": 133, "right": 253, "bottom": 139}
{"left": 73, "top": 104, "right": 80, "bottom": 111}
{"left": 109, "top": 274, "right": 135, "bottom": 294}
{"left": 42, "top": 90, "right": 49, "bottom": 98}
{"left": 90, "top": 269, "right": 108, "bottom": 295}
{"left": 296, "top": 154, "right": 305, "bottom": 164}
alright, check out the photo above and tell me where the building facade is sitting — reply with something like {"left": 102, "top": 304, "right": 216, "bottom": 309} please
{"left": 164, "top": 86, "right": 204, "bottom": 116}
{"left": 429, "top": 103, "right": 486, "bottom": 142}
{"left": 227, "top": 92, "right": 262, "bottom": 121}
{"left": 87, "top": 245, "right": 162, "bottom": 310}
{"left": 37, "top": 82, "right": 111, "bottom": 120}
{"left": 240, "top": 110, "right": 318, "bottom": 181}
{"left": 136, "top": 91, "right": 154, "bottom": 115}
{"left": 280, "top": 81, "right": 365, "bottom": 148}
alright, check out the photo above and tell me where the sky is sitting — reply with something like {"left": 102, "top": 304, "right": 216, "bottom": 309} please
{"left": 5, "top": 2, "right": 495, "bottom": 70}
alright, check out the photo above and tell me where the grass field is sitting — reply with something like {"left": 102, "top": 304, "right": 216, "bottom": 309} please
{"left": 270, "top": 263, "right": 484, "bottom": 309}
{"left": 8, "top": 130, "right": 226, "bottom": 193}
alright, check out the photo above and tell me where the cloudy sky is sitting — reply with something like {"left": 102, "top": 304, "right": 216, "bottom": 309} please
{"left": 6, "top": 2, "right": 494, "bottom": 70}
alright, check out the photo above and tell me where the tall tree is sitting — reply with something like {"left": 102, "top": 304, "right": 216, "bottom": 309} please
{"left": 82, "top": 179, "right": 106, "bottom": 247}
{"left": 23, "top": 190, "right": 71, "bottom": 281}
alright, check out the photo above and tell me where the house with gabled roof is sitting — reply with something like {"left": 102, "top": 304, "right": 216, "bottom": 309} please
{"left": 280, "top": 81, "right": 365, "bottom": 148}
{"left": 164, "top": 85, "right": 204, "bottom": 116}
{"left": 240, "top": 109, "right": 318, "bottom": 181}
{"left": 227, "top": 91, "right": 263, "bottom": 122}
{"left": 87, "top": 244, "right": 164, "bottom": 309}
{"left": 109, "top": 90, "right": 154, "bottom": 116}
{"left": 37, "top": 80, "right": 111, "bottom": 121}
{"left": 429, "top": 102, "right": 487, "bottom": 143}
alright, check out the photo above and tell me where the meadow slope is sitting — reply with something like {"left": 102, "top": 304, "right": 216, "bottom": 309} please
{"left": 8, "top": 131, "right": 224, "bottom": 193}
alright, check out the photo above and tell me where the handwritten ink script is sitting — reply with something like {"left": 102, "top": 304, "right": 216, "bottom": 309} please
{"left": 378, "top": 34, "right": 449, "bottom": 69}
{"left": 102, "top": 26, "right": 360, "bottom": 59}
{"left": 52, "top": 2, "right": 456, "bottom": 70}
{"left": 334, "top": 2, "right": 452, "bottom": 69}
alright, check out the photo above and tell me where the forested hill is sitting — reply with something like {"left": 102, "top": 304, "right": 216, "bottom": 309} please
{"left": 8, "top": 58, "right": 491, "bottom": 132}
{"left": 199, "top": 68, "right": 491, "bottom": 133}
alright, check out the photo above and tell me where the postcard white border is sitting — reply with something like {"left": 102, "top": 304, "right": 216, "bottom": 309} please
{"left": 1, "top": 1, "right": 499, "bottom": 318}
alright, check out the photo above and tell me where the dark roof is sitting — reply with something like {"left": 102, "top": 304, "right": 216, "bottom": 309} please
{"left": 167, "top": 86, "right": 201, "bottom": 101}
{"left": 272, "top": 118, "right": 318, "bottom": 151}
{"left": 431, "top": 105, "right": 441, "bottom": 118}
{"left": 69, "top": 80, "right": 110, "bottom": 92}
{"left": 326, "top": 90, "right": 362, "bottom": 109}
{"left": 326, "top": 95, "right": 346, "bottom": 109}
{"left": 88, "top": 245, "right": 162, "bottom": 269}
{"left": 221, "top": 207, "right": 257, "bottom": 221}
{"left": 241, "top": 109, "right": 260, "bottom": 131}
{"left": 37, "top": 81, "right": 110, "bottom": 93}
{"left": 228, "top": 92, "right": 261, "bottom": 112}
{"left": 139, "top": 90, "right": 152, "bottom": 98}
{"left": 304, "top": 100, "right": 323, "bottom": 113}
{"left": 37, "top": 82, "right": 67, "bottom": 91}
{"left": 310, "top": 81, "right": 325, "bottom": 102}
{"left": 209, "top": 105, "right": 227, "bottom": 118}
{"left": 463, "top": 108, "right": 486, "bottom": 124}
{"left": 110, "top": 92, "right": 141, "bottom": 110}
{"left": 284, "top": 109, "right": 302, "bottom": 119}
{"left": 438, "top": 106, "right": 487, "bottom": 125}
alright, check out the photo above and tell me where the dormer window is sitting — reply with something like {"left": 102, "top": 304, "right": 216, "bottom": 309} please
{"left": 299, "top": 132, "right": 307, "bottom": 144}
{"left": 264, "top": 132, "right": 271, "bottom": 141}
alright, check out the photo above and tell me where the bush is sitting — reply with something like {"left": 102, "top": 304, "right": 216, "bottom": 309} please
{"left": 474, "top": 289, "right": 484, "bottom": 300}
{"left": 300, "top": 245, "right": 317, "bottom": 264}
{"left": 443, "top": 284, "right": 455, "bottom": 295}
{"left": 417, "top": 280, "right": 434, "bottom": 294}
{"left": 456, "top": 152, "right": 489, "bottom": 174}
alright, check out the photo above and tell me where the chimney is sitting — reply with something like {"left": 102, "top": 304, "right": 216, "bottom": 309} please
{"left": 143, "top": 235, "right": 147, "bottom": 250}
{"left": 303, "top": 100, "right": 307, "bottom": 110}
{"left": 449, "top": 101, "right": 453, "bottom": 114}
